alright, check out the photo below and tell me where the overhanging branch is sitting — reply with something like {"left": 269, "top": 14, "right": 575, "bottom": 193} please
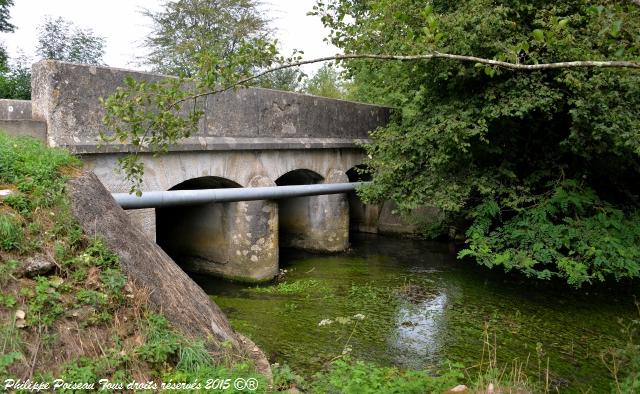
{"left": 176, "top": 52, "right": 640, "bottom": 105}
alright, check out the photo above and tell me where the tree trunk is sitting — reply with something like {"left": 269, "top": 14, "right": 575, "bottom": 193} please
{"left": 65, "top": 171, "right": 270, "bottom": 376}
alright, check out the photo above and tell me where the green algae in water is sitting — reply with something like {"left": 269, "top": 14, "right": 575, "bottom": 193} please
{"left": 195, "top": 234, "right": 638, "bottom": 393}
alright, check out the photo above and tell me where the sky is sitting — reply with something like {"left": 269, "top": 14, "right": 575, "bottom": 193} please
{"left": 0, "top": 0, "right": 339, "bottom": 73}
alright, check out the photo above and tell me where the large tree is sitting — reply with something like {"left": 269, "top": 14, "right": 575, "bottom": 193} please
{"left": 313, "top": 0, "right": 640, "bottom": 286}
{"left": 303, "top": 63, "right": 345, "bottom": 99}
{"left": 36, "top": 16, "right": 105, "bottom": 65}
{"left": 142, "top": 0, "right": 272, "bottom": 77}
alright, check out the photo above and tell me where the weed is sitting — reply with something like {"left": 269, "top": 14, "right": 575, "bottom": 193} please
{"left": 26, "top": 276, "right": 64, "bottom": 327}
{"left": 176, "top": 340, "right": 213, "bottom": 372}
{"left": 0, "top": 133, "right": 80, "bottom": 214}
{"left": 308, "top": 356, "right": 462, "bottom": 394}
{"left": 137, "top": 313, "right": 181, "bottom": 365}
{"left": 76, "top": 289, "right": 108, "bottom": 307}
{"left": 272, "top": 362, "right": 306, "bottom": 391}
{"left": 467, "top": 323, "right": 543, "bottom": 393}
{"left": 602, "top": 306, "right": 640, "bottom": 393}
{"left": 100, "top": 268, "right": 126, "bottom": 303}
{"left": 251, "top": 279, "right": 322, "bottom": 295}
{"left": 0, "top": 259, "right": 18, "bottom": 286}
{"left": 0, "top": 352, "right": 23, "bottom": 379}
{"left": 0, "top": 294, "right": 16, "bottom": 308}
{"left": 0, "top": 213, "right": 22, "bottom": 251}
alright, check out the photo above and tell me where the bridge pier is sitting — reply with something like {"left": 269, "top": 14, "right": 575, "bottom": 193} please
{"left": 156, "top": 176, "right": 278, "bottom": 282}
{"left": 278, "top": 169, "right": 349, "bottom": 252}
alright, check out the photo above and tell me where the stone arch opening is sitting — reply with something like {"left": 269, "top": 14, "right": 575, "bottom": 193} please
{"left": 275, "top": 168, "right": 324, "bottom": 186}
{"left": 346, "top": 165, "right": 379, "bottom": 234}
{"left": 156, "top": 176, "right": 278, "bottom": 282}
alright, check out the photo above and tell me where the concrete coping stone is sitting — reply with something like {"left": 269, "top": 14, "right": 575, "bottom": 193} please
{"left": 67, "top": 137, "right": 371, "bottom": 155}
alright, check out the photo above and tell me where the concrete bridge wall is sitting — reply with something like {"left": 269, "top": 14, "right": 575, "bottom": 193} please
{"left": 30, "top": 60, "right": 389, "bottom": 151}
{"left": 4, "top": 60, "right": 433, "bottom": 282}
{"left": 83, "top": 149, "right": 362, "bottom": 281}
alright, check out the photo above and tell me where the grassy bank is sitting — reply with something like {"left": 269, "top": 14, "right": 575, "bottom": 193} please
{"left": 0, "top": 132, "right": 263, "bottom": 391}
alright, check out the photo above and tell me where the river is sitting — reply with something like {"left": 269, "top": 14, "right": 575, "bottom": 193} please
{"left": 194, "top": 233, "right": 638, "bottom": 392}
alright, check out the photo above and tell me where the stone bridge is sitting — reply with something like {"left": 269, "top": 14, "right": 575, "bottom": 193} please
{"left": 1, "top": 60, "right": 430, "bottom": 282}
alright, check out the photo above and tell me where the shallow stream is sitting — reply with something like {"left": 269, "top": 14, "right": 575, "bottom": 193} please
{"left": 195, "top": 233, "right": 638, "bottom": 392}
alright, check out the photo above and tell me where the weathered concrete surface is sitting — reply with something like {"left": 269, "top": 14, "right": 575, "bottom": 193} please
{"left": 157, "top": 176, "right": 278, "bottom": 283}
{"left": 278, "top": 169, "right": 350, "bottom": 252}
{"left": 0, "top": 99, "right": 32, "bottom": 120}
{"left": 31, "top": 60, "right": 390, "bottom": 150}
{"left": 348, "top": 195, "right": 382, "bottom": 234}
{"left": 377, "top": 201, "right": 444, "bottom": 235}
{"left": 0, "top": 120, "right": 47, "bottom": 141}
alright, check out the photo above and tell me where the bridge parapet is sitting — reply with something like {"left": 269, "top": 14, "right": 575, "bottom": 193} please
{"left": 31, "top": 60, "right": 391, "bottom": 153}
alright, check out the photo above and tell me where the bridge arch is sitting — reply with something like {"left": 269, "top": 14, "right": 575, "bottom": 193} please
{"left": 155, "top": 175, "right": 278, "bottom": 282}
{"left": 275, "top": 168, "right": 324, "bottom": 186}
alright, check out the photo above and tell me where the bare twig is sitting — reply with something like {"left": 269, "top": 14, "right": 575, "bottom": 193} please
{"left": 172, "top": 52, "right": 640, "bottom": 106}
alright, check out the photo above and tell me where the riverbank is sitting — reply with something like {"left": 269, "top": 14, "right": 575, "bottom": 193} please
{"left": 0, "top": 132, "right": 265, "bottom": 389}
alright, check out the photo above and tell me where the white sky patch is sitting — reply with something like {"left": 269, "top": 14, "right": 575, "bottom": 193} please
{"left": 0, "top": 0, "right": 338, "bottom": 73}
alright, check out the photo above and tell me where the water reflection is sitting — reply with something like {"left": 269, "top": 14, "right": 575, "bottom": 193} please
{"left": 389, "top": 292, "right": 447, "bottom": 368}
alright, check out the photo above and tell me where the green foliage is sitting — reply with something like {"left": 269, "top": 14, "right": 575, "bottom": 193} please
{"left": 36, "top": 16, "right": 105, "bottom": 65}
{"left": 0, "top": 0, "right": 13, "bottom": 33}
{"left": 0, "top": 352, "right": 22, "bottom": 378}
{"left": 603, "top": 309, "right": 640, "bottom": 393}
{"left": 303, "top": 63, "right": 346, "bottom": 99}
{"left": 314, "top": 0, "right": 640, "bottom": 286}
{"left": 0, "top": 293, "right": 16, "bottom": 308}
{"left": 26, "top": 276, "right": 64, "bottom": 327}
{"left": 254, "top": 68, "right": 304, "bottom": 92}
{"left": 460, "top": 181, "right": 640, "bottom": 286}
{"left": 137, "top": 313, "right": 182, "bottom": 364}
{"left": 0, "top": 259, "right": 17, "bottom": 286}
{"left": 0, "top": 54, "right": 31, "bottom": 99}
{"left": 100, "top": 76, "right": 204, "bottom": 195}
{"left": 272, "top": 362, "right": 306, "bottom": 391}
{"left": 0, "top": 0, "right": 14, "bottom": 71}
{"left": 251, "top": 279, "right": 322, "bottom": 295}
{"left": 308, "top": 357, "right": 463, "bottom": 393}
{"left": 0, "top": 213, "right": 22, "bottom": 251}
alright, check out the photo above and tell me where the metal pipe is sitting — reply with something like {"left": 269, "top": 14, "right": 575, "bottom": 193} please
{"left": 113, "top": 182, "right": 368, "bottom": 209}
